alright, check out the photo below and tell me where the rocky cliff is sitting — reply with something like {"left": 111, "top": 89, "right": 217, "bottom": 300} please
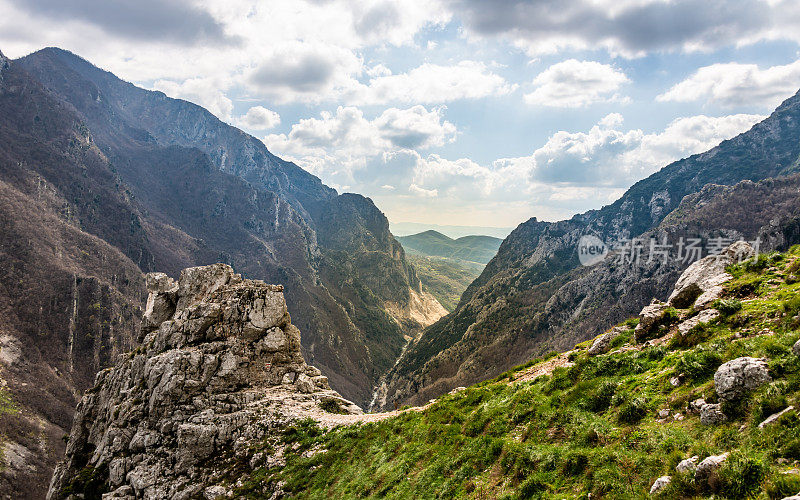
{"left": 381, "top": 89, "right": 800, "bottom": 408}
{"left": 48, "top": 264, "right": 361, "bottom": 499}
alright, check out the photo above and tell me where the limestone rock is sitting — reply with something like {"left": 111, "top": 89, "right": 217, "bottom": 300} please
{"left": 758, "top": 406, "right": 795, "bottom": 429}
{"left": 649, "top": 475, "right": 671, "bottom": 495}
{"left": 47, "top": 264, "right": 362, "bottom": 500}
{"left": 714, "top": 357, "right": 771, "bottom": 402}
{"left": 695, "top": 452, "right": 729, "bottom": 487}
{"left": 668, "top": 241, "right": 755, "bottom": 309}
{"left": 700, "top": 403, "right": 727, "bottom": 425}
{"left": 634, "top": 300, "right": 669, "bottom": 341}
{"left": 793, "top": 339, "right": 800, "bottom": 357}
{"left": 677, "top": 309, "right": 719, "bottom": 337}
{"left": 676, "top": 456, "right": 699, "bottom": 474}
{"left": 588, "top": 327, "right": 624, "bottom": 356}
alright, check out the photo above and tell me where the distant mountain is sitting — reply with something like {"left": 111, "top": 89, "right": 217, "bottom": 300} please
{"left": 391, "top": 222, "right": 513, "bottom": 239}
{"left": 398, "top": 230, "right": 502, "bottom": 265}
{"left": 378, "top": 89, "right": 800, "bottom": 409}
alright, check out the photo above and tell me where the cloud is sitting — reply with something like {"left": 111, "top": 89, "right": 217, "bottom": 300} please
{"left": 152, "top": 77, "right": 233, "bottom": 121}
{"left": 236, "top": 106, "right": 281, "bottom": 130}
{"left": 351, "top": 61, "right": 516, "bottom": 104}
{"left": 524, "top": 59, "right": 630, "bottom": 107}
{"left": 263, "top": 105, "right": 457, "bottom": 180}
{"left": 449, "top": 0, "right": 800, "bottom": 57}
{"left": 409, "top": 183, "right": 438, "bottom": 197}
{"left": 8, "top": 0, "right": 233, "bottom": 45}
{"left": 657, "top": 59, "right": 800, "bottom": 109}
{"left": 495, "top": 112, "right": 765, "bottom": 187}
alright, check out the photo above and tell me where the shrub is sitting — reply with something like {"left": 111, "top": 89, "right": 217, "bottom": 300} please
{"left": 715, "top": 298, "right": 743, "bottom": 315}
{"left": 745, "top": 253, "right": 769, "bottom": 272}
{"left": 766, "top": 474, "right": 800, "bottom": 500}
{"left": 617, "top": 397, "right": 648, "bottom": 424}
{"left": 586, "top": 381, "right": 616, "bottom": 413}
{"left": 719, "top": 452, "right": 766, "bottom": 499}
{"left": 675, "top": 347, "right": 723, "bottom": 381}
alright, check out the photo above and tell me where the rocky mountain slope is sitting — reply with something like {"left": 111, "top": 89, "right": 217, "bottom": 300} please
{"left": 48, "top": 264, "right": 362, "bottom": 500}
{"left": 6, "top": 47, "right": 445, "bottom": 408}
{"left": 380, "top": 90, "right": 800, "bottom": 409}
{"left": 228, "top": 243, "right": 800, "bottom": 498}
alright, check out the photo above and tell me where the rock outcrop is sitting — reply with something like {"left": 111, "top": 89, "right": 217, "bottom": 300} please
{"left": 714, "top": 357, "right": 771, "bottom": 402}
{"left": 668, "top": 241, "right": 755, "bottom": 309}
{"left": 47, "top": 264, "right": 361, "bottom": 500}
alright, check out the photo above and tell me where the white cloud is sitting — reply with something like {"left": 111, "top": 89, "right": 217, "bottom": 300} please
{"left": 496, "top": 112, "right": 765, "bottom": 188}
{"left": 524, "top": 59, "right": 630, "bottom": 107}
{"left": 409, "top": 183, "right": 438, "bottom": 197}
{"left": 349, "top": 61, "right": 516, "bottom": 105}
{"left": 657, "top": 59, "right": 800, "bottom": 109}
{"left": 236, "top": 106, "right": 281, "bottom": 130}
{"left": 152, "top": 77, "right": 233, "bottom": 121}
{"left": 263, "top": 105, "right": 457, "bottom": 181}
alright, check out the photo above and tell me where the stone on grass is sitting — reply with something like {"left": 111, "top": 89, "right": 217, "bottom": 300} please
{"left": 714, "top": 357, "right": 771, "bottom": 402}
{"left": 695, "top": 452, "right": 729, "bottom": 487}
{"left": 668, "top": 241, "right": 754, "bottom": 309}
{"left": 758, "top": 406, "right": 795, "bottom": 429}
{"left": 676, "top": 456, "right": 699, "bottom": 474}
{"left": 649, "top": 475, "right": 671, "bottom": 495}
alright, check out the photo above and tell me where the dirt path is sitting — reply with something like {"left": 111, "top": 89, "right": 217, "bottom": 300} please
{"left": 309, "top": 350, "right": 580, "bottom": 428}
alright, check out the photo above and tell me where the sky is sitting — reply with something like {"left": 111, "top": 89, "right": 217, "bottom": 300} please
{"left": 2, "top": 1, "right": 800, "bottom": 230}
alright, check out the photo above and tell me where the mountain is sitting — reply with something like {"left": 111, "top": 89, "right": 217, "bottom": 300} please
{"left": 378, "top": 89, "right": 800, "bottom": 409}
{"left": 397, "top": 231, "right": 502, "bottom": 311}
{"left": 14, "top": 47, "right": 445, "bottom": 407}
{"left": 391, "top": 222, "right": 513, "bottom": 239}
{"left": 397, "top": 230, "right": 502, "bottom": 265}
{"left": 0, "top": 47, "right": 442, "bottom": 497}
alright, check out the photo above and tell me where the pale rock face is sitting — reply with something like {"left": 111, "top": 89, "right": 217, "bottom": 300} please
{"left": 793, "top": 339, "right": 800, "bottom": 357}
{"left": 668, "top": 241, "right": 754, "bottom": 309}
{"left": 699, "top": 403, "right": 727, "bottom": 425}
{"left": 677, "top": 309, "right": 720, "bottom": 337}
{"left": 676, "top": 456, "right": 699, "bottom": 474}
{"left": 649, "top": 475, "right": 671, "bottom": 495}
{"left": 634, "top": 300, "right": 669, "bottom": 341}
{"left": 587, "top": 326, "right": 624, "bottom": 356}
{"left": 758, "top": 406, "right": 795, "bottom": 428}
{"left": 47, "top": 264, "right": 362, "bottom": 500}
{"left": 714, "top": 357, "right": 771, "bottom": 402}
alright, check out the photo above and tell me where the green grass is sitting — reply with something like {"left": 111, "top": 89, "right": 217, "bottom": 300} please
{"left": 235, "top": 247, "right": 800, "bottom": 499}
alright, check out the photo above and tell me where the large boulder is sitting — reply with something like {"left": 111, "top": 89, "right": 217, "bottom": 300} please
{"left": 668, "top": 241, "right": 755, "bottom": 309}
{"left": 47, "top": 264, "right": 362, "bottom": 500}
{"left": 714, "top": 357, "right": 771, "bottom": 402}
{"left": 793, "top": 339, "right": 800, "bottom": 357}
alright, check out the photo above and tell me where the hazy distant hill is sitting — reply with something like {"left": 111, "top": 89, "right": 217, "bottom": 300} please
{"left": 397, "top": 230, "right": 502, "bottom": 265}
{"left": 398, "top": 231, "right": 502, "bottom": 311}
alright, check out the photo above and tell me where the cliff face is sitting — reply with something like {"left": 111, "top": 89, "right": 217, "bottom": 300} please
{"left": 381, "top": 89, "right": 800, "bottom": 408}
{"left": 48, "top": 264, "right": 361, "bottom": 500}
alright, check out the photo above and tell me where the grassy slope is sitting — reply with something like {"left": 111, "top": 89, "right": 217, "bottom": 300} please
{"left": 406, "top": 254, "right": 483, "bottom": 311}
{"left": 239, "top": 248, "right": 800, "bottom": 499}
